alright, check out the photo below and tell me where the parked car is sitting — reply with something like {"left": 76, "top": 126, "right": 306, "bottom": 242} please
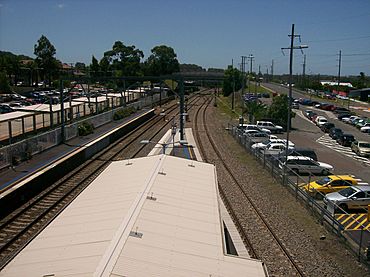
{"left": 292, "top": 102, "right": 299, "bottom": 109}
{"left": 320, "top": 103, "right": 335, "bottom": 111}
{"left": 0, "top": 104, "right": 14, "bottom": 114}
{"left": 360, "top": 124, "right": 370, "bottom": 133}
{"left": 240, "top": 124, "right": 271, "bottom": 134}
{"left": 337, "top": 133, "right": 355, "bottom": 147}
{"left": 337, "top": 113, "right": 352, "bottom": 120}
{"left": 350, "top": 117, "right": 363, "bottom": 126}
{"left": 337, "top": 134, "right": 355, "bottom": 146}
{"left": 329, "top": 128, "right": 343, "bottom": 140}
{"left": 260, "top": 143, "right": 294, "bottom": 156}
{"left": 324, "top": 186, "right": 370, "bottom": 212}
{"left": 342, "top": 115, "right": 359, "bottom": 124}
{"left": 356, "top": 119, "right": 370, "bottom": 129}
{"left": 333, "top": 107, "right": 350, "bottom": 114}
{"left": 252, "top": 139, "right": 295, "bottom": 151}
{"left": 351, "top": 141, "right": 370, "bottom": 157}
{"left": 288, "top": 147, "right": 318, "bottom": 161}
{"left": 315, "top": 116, "right": 328, "bottom": 127}
{"left": 320, "top": 122, "right": 335, "bottom": 133}
{"left": 246, "top": 132, "right": 270, "bottom": 144}
{"left": 302, "top": 175, "right": 359, "bottom": 198}
{"left": 279, "top": 156, "right": 333, "bottom": 175}
{"left": 256, "top": 121, "right": 284, "bottom": 134}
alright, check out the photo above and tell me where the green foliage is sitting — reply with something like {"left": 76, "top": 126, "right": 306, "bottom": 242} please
{"left": 145, "top": 45, "right": 180, "bottom": 76}
{"left": 268, "top": 95, "right": 294, "bottom": 128}
{"left": 180, "top": 64, "right": 205, "bottom": 72}
{"left": 223, "top": 66, "right": 242, "bottom": 96}
{"left": 103, "top": 41, "right": 144, "bottom": 76}
{"left": 352, "top": 72, "right": 367, "bottom": 89}
{"left": 243, "top": 101, "right": 268, "bottom": 124}
{"left": 0, "top": 71, "right": 12, "bottom": 93}
{"left": 34, "top": 35, "right": 59, "bottom": 85}
{"left": 113, "top": 106, "right": 136, "bottom": 120}
{"left": 78, "top": 121, "right": 94, "bottom": 136}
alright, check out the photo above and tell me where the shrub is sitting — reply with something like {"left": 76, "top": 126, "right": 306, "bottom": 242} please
{"left": 78, "top": 121, "right": 94, "bottom": 136}
{"left": 113, "top": 107, "right": 136, "bottom": 120}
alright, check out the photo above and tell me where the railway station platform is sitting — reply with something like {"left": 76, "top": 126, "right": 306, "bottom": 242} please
{"left": 0, "top": 109, "right": 154, "bottom": 192}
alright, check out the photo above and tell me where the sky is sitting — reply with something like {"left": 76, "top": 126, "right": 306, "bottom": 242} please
{"left": 0, "top": 0, "right": 370, "bottom": 76}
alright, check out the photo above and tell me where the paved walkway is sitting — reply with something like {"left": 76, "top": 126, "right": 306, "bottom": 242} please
{"left": 0, "top": 109, "right": 154, "bottom": 190}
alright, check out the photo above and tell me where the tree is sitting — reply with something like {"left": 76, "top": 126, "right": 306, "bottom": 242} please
{"left": 243, "top": 101, "right": 267, "bottom": 124}
{"left": 268, "top": 95, "right": 295, "bottom": 128}
{"left": 222, "top": 66, "right": 242, "bottom": 96}
{"left": 0, "top": 71, "right": 12, "bottom": 93}
{"left": 34, "top": 35, "right": 58, "bottom": 86}
{"left": 145, "top": 45, "right": 180, "bottom": 76}
{"left": 103, "top": 41, "right": 144, "bottom": 76}
{"left": 90, "top": 55, "right": 100, "bottom": 78}
{"left": 75, "top": 62, "right": 86, "bottom": 71}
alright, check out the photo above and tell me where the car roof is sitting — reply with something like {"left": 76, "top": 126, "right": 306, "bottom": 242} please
{"left": 327, "top": 175, "right": 356, "bottom": 181}
{"left": 352, "top": 185, "right": 370, "bottom": 191}
{"left": 286, "top": 156, "right": 313, "bottom": 161}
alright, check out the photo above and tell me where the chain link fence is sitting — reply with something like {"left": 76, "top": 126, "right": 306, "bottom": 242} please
{"left": 228, "top": 123, "right": 370, "bottom": 263}
{"left": 0, "top": 92, "right": 168, "bottom": 171}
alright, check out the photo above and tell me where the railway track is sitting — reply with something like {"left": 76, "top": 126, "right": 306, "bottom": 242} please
{"left": 0, "top": 92, "right": 205, "bottom": 269}
{"left": 192, "top": 95, "right": 306, "bottom": 276}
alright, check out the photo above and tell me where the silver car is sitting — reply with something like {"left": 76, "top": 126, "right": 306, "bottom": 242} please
{"left": 324, "top": 186, "right": 370, "bottom": 212}
{"left": 279, "top": 156, "right": 333, "bottom": 175}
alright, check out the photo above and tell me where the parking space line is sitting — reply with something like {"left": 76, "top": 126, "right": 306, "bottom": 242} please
{"left": 345, "top": 214, "right": 365, "bottom": 230}
{"left": 341, "top": 214, "right": 356, "bottom": 224}
{"left": 316, "top": 134, "right": 370, "bottom": 167}
{"left": 336, "top": 214, "right": 346, "bottom": 221}
{"left": 353, "top": 217, "right": 369, "bottom": 230}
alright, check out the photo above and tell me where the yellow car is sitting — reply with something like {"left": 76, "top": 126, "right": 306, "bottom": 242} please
{"left": 302, "top": 175, "right": 358, "bottom": 198}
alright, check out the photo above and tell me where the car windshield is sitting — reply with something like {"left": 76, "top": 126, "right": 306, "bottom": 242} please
{"left": 316, "top": 176, "right": 332, "bottom": 185}
{"left": 359, "top": 143, "right": 370, "bottom": 148}
{"left": 338, "top": 187, "right": 356, "bottom": 197}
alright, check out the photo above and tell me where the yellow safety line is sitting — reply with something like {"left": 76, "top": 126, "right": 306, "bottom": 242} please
{"left": 336, "top": 214, "right": 346, "bottom": 221}
{"left": 345, "top": 214, "right": 364, "bottom": 230}
{"left": 341, "top": 214, "right": 355, "bottom": 225}
{"left": 188, "top": 146, "right": 194, "bottom": 160}
{"left": 353, "top": 217, "right": 369, "bottom": 230}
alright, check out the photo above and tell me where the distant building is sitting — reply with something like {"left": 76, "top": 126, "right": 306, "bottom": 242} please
{"left": 320, "top": 81, "right": 353, "bottom": 88}
{"left": 349, "top": 88, "right": 370, "bottom": 101}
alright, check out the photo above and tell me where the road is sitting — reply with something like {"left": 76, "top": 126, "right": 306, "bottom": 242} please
{"left": 260, "top": 82, "right": 370, "bottom": 184}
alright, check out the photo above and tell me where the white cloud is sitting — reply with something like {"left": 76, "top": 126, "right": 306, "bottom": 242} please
{"left": 57, "top": 3, "right": 65, "bottom": 9}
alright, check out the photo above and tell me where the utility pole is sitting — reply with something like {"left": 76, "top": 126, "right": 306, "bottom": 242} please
{"left": 232, "top": 59, "right": 235, "bottom": 110}
{"left": 241, "top": 56, "right": 248, "bottom": 93}
{"left": 247, "top": 54, "right": 254, "bottom": 93}
{"left": 281, "top": 24, "right": 308, "bottom": 176}
{"left": 271, "top": 59, "right": 274, "bottom": 79}
{"left": 302, "top": 54, "right": 306, "bottom": 87}
{"left": 337, "top": 50, "right": 342, "bottom": 90}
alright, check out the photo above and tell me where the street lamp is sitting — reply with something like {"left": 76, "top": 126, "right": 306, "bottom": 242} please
{"left": 140, "top": 139, "right": 188, "bottom": 155}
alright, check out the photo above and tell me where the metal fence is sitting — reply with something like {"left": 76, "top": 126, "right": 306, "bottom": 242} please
{"left": 228, "top": 123, "right": 370, "bottom": 263}
{"left": 0, "top": 92, "right": 168, "bottom": 171}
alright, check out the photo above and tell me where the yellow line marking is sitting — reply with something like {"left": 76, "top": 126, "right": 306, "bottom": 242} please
{"left": 336, "top": 214, "right": 346, "bottom": 221}
{"left": 353, "top": 217, "right": 369, "bottom": 230}
{"left": 188, "top": 146, "right": 194, "bottom": 160}
{"left": 345, "top": 214, "right": 364, "bottom": 230}
{"left": 341, "top": 214, "right": 355, "bottom": 224}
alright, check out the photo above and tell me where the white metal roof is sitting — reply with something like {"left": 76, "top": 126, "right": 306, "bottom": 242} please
{"left": 0, "top": 111, "right": 35, "bottom": 122}
{"left": 1, "top": 154, "right": 266, "bottom": 277}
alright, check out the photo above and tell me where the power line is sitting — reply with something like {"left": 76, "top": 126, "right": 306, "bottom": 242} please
{"left": 307, "top": 35, "right": 370, "bottom": 43}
